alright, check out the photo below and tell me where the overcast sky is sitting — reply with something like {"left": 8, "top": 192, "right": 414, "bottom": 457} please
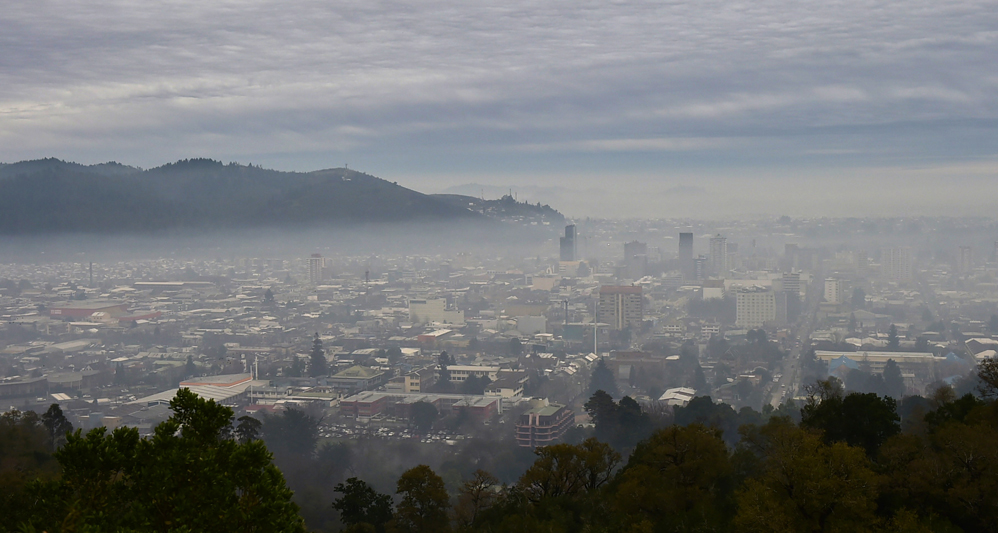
{"left": 2, "top": 1, "right": 996, "bottom": 217}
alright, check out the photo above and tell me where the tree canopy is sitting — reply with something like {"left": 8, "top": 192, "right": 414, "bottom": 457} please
{"left": 8, "top": 388, "right": 306, "bottom": 533}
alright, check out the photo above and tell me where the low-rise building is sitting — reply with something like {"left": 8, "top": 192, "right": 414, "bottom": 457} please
{"left": 658, "top": 387, "right": 697, "bottom": 406}
{"left": 326, "top": 365, "right": 388, "bottom": 394}
{"left": 339, "top": 391, "right": 502, "bottom": 421}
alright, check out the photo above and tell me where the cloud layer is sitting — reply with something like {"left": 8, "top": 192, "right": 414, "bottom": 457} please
{"left": 1, "top": 1, "right": 997, "bottom": 216}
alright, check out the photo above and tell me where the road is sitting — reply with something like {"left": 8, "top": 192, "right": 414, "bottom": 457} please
{"left": 766, "top": 305, "right": 818, "bottom": 407}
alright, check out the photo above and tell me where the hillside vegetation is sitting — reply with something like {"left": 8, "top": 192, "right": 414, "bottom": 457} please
{"left": 0, "top": 159, "right": 484, "bottom": 234}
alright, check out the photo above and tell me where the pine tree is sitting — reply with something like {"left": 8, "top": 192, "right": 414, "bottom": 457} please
{"left": 185, "top": 355, "right": 197, "bottom": 378}
{"left": 435, "top": 352, "right": 454, "bottom": 392}
{"left": 309, "top": 333, "right": 328, "bottom": 377}
{"left": 883, "top": 359, "right": 905, "bottom": 399}
{"left": 589, "top": 357, "right": 619, "bottom": 398}
{"left": 887, "top": 324, "right": 900, "bottom": 351}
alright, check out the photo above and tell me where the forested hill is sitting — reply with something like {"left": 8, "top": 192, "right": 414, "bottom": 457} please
{"left": 431, "top": 193, "right": 565, "bottom": 225}
{"left": 0, "top": 158, "right": 485, "bottom": 234}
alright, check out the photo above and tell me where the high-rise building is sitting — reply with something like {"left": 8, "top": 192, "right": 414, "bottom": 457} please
{"left": 624, "top": 240, "right": 647, "bottom": 262}
{"left": 736, "top": 287, "right": 786, "bottom": 328}
{"left": 783, "top": 243, "right": 800, "bottom": 272}
{"left": 782, "top": 272, "right": 802, "bottom": 298}
{"left": 559, "top": 225, "right": 577, "bottom": 262}
{"left": 824, "top": 278, "right": 843, "bottom": 304}
{"left": 679, "top": 232, "right": 694, "bottom": 279}
{"left": 958, "top": 246, "right": 973, "bottom": 274}
{"left": 598, "top": 285, "right": 643, "bottom": 330}
{"left": 308, "top": 254, "right": 324, "bottom": 284}
{"left": 709, "top": 234, "right": 727, "bottom": 276}
{"left": 881, "top": 247, "right": 913, "bottom": 282}
{"left": 624, "top": 241, "right": 648, "bottom": 279}
{"left": 725, "top": 242, "right": 739, "bottom": 271}
{"left": 694, "top": 255, "right": 708, "bottom": 281}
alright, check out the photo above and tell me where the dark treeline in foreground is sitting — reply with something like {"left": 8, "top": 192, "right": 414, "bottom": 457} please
{"left": 4, "top": 361, "right": 998, "bottom": 532}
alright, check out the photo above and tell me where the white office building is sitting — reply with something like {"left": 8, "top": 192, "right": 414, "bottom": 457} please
{"left": 736, "top": 287, "right": 786, "bottom": 328}
{"left": 881, "top": 247, "right": 912, "bottom": 282}
{"left": 408, "top": 298, "right": 465, "bottom": 325}
{"left": 824, "top": 278, "right": 843, "bottom": 304}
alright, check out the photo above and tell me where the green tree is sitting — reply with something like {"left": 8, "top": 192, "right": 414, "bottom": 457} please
{"left": 411, "top": 401, "right": 438, "bottom": 434}
{"left": 235, "top": 415, "right": 262, "bottom": 443}
{"left": 851, "top": 287, "right": 866, "bottom": 309}
{"left": 40, "top": 403, "right": 73, "bottom": 451}
{"left": 887, "top": 324, "right": 900, "bottom": 351}
{"left": 924, "top": 419, "right": 998, "bottom": 530}
{"left": 615, "top": 396, "right": 653, "bottom": 450}
{"left": 588, "top": 357, "right": 619, "bottom": 398}
{"left": 435, "top": 351, "right": 454, "bottom": 391}
{"left": 509, "top": 337, "right": 523, "bottom": 356}
{"left": 386, "top": 347, "right": 404, "bottom": 365}
{"left": 613, "top": 424, "right": 733, "bottom": 532}
{"left": 287, "top": 357, "right": 305, "bottom": 378}
{"left": 185, "top": 354, "right": 198, "bottom": 378}
{"left": 459, "top": 375, "right": 490, "bottom": 395}
{"left": 454, "top": 470, "right": 499, "bottom": 529}
{"left": 883, "top": 359, "right": 905, "bottom": 399}
{"left": 801, "top": 388, "right": 900, "bottom": 457}
{"left": 309, "top": 333, "right": 328, "bottom": 377}
{"left": 23, "top": 388, "right": 306, "bottom": 532}
{"left": 262, "top": 408, "right": 320, "bottom": 460}
{"left": 393, "top": 465, "right": 451, "bottom": 533}
{"left": 584, "top": 390, "right": 619, "bottom": 444}
{"left": 517, "top": 438, "right": 620, "bottom": 503}
{"left": 978, "top": 356, "right": 998, "bottom": 398}
{"left": 734, "top": 419, "right": 879, "bottom": 532}
{"left": 332, "top": 477, "right": 393, "bottom": 533}
{"left": 0, "top": 408, "right": 58, "bottom": 529}
{"left": 265, "top": 288, "right": 275, "bottom": 303}
{"left": 915, "top": 336, "right": 930, "bottom": 352}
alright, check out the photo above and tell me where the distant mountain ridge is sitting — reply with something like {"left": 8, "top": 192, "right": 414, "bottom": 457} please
{"left": 0, "top": 158, "right": 493, "bottom": 234}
